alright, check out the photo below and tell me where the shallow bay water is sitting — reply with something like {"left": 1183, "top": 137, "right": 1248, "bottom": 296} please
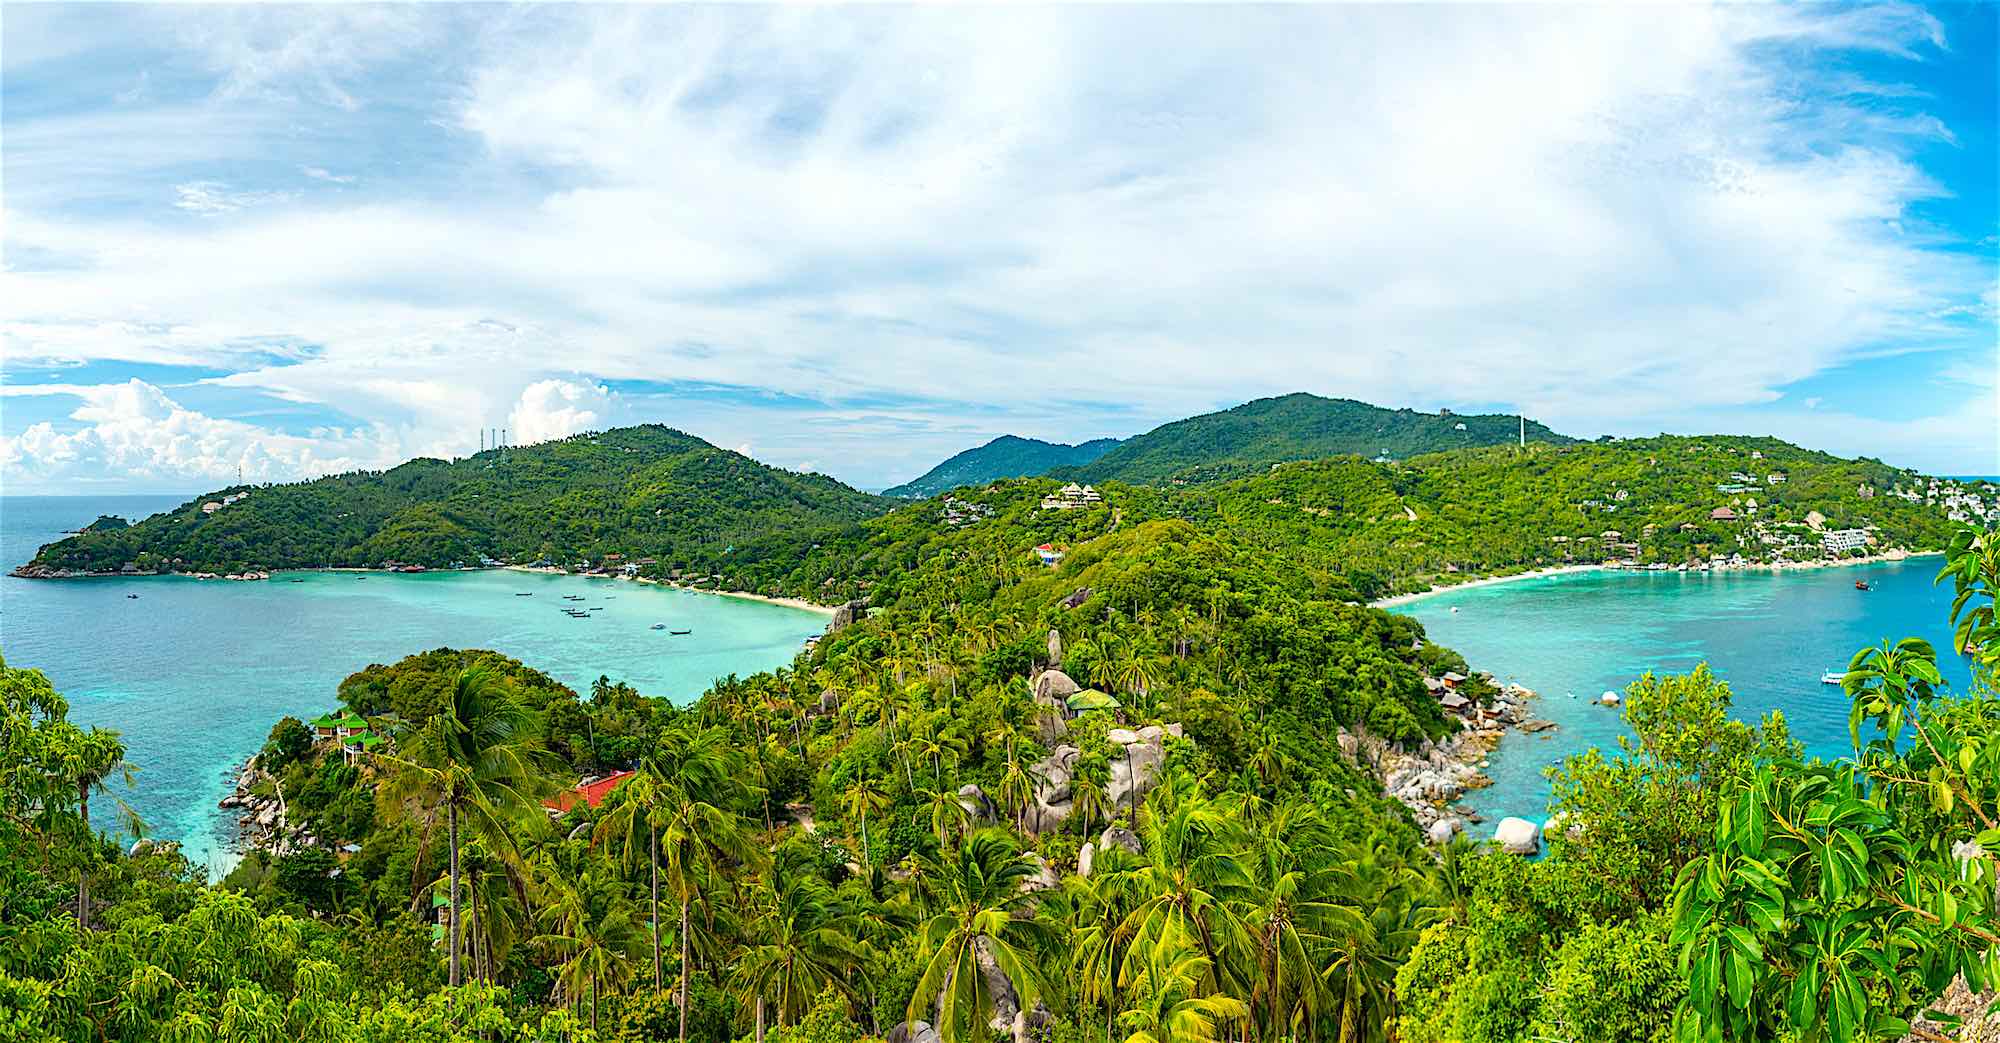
{"left": 0, "top": 495, "right": 828, "bottom": 874}
{"left": 1398, "top": 559, "right": 1974, "bottom": 829}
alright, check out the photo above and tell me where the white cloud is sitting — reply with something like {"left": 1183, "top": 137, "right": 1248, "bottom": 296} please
{"left": 300, "top": 166, "right": 354, "bottom": 185}
{"left": 508, "top": 380, "right": 616, "bottom": 446}
{"left": 2, "top": 3, "right": 1993, "bottom": 487}
{"left": 0, "top": 380, "right": 397, "bottom": 491}
{"left": 172, "top": 181, "right": 294, "bottom": 216}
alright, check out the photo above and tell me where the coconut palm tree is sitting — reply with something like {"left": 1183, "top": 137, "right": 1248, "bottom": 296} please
{"left": 730, "top": 862, "right": 867, "bottom": 1034}
{"left": 1069, "top": 753, "right": 1112, "bottom": 838}
{"left": 1116, "top": 924, "right": 1250, "bottom": 1043}
{"left": 907, "top": 829, "right": 1051, "bottom": 1043}
{"left": 653, "top": 725, "right": 767, "bottom": 1043}
{"left": 533, "top": 859, "right": 643, "bottom": 1034}
{"left": 53, "top": 723, "right": 133, "bottom": 928}
{"left": 919, "top": 786, "right": 971, "bottom": 853}
{"left": 842, "top": 775, "right": 889, "bottom": 858}
{"left": 376, "top": 665, "right": 550, "bottom": 987}
{"left": 592, "top": 757, "right": 672, "bottom": 991}
{"left": 1118, "top": 782, "right": 1255, "bottom": 999}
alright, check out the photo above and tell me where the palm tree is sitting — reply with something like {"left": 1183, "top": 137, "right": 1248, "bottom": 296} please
{"left": 533, "top": 859, "right": 643, "bottom": 1033}
{"left": 1069, "top": 754, "right": 1111, "bottom": 838}
{"left": 907, "top": 829, "right": 1050, "bottom": 1043}
{"left": 654, "top": 725, "right": 767, "bottom": 1043}
{"left": 997, "top": 754, "right": 1038, "bottom": 835}
{"left": 592, "top": 757, "right": 672, "bottom": 991}
{"left": 842, "top": 775, "right": 889, "bottom": 859}
{"left": 919, "top": 786, "right": 970, "bottom": 853}
{"left": 731, "top": 863, "right": 867, "bottom": 1033}
{"left": 376, "top": 665, "right": 550, "bottom": 987}
{"left": 55, "top": 723, "right": 133, "bottom": 928}
{"left": 1118, "top": 782, "right": 1255, "bottom": 1000}
{"left": 1116, "top": 924, "right": 1250, "bottom": 1043}
{"left": 1060, "top": 845, "right": 1140, "bottom": 1042}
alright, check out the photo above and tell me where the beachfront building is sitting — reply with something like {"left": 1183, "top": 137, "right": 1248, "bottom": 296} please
{"left": 1822, "top": 528, "right": 1871, "bottom": 554}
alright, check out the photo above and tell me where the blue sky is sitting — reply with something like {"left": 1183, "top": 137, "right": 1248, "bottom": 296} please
{"left": 3, "top": 3, "right": 1995, "bottom": 494}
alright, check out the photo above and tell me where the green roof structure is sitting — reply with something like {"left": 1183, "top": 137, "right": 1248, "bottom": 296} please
{"left": 309, "top": 713, "right": 342, "bottom": 729}
{"left": 1066, "top": 689, "right": 1122, "bottom": 712}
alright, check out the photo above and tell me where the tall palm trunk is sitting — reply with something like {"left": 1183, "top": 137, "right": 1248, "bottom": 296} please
{"left": 679, "top": 896, "right": 692, "bottom": 1043}
{"left": 76, "top": 783, "right": 90, "bottom": 928}
{"left": 448, "top": 799, "right": 461, "bottom": 987}
{"left": 651, "top": 825, "right": 663, "bottom": 992}
{"left": 754, "top": 994, "right": 765, "bottom": 1043}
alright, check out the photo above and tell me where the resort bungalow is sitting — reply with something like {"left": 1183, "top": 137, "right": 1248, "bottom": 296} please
{"left": 543, "top": 770, "right": 637, "bottom": 816}
{"left": 310, "top": 711, "right": 369, "bottom": 743}
{"left": 1710, "top": 507, "right": 1738, "bottom": 521}
{"left": 1440, "top": 692, "right": 1471, "bottom": 714}
{"left": 1034, "top": 544, "right": 1064, "bottom": 566}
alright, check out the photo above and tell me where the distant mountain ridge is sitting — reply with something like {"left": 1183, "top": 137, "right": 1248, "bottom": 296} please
{"left": 890, "top": 393, "right": 1574, "bottom": 496}
{"left": 881, "top": 434, "right": 1123, "bottom": 498}
{"left": 1061, "top": 393, "right": 1573, "bottom": 485}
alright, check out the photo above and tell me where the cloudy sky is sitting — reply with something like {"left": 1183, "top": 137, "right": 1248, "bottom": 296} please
{"left": 3, "top": 2, "right": 1995, "bottom": 494}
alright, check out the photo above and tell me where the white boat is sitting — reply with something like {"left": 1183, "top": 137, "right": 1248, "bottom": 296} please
{"left": 1820, "top": 671, "right": 1845, "bottom": 685}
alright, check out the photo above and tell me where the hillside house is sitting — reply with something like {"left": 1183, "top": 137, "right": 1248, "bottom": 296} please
{"left": 543, "top": 771, "right": 636, "bottom": 816}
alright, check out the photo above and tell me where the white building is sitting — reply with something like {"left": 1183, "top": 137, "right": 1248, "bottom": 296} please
{"left": 1822, "top": 529, "right": 1871, "bottom": 553}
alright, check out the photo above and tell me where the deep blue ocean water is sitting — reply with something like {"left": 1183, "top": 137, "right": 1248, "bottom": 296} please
{"left": 1398, "top": 560, "right": 1976, "bottom": 829}
{"left": 0, "top": 495, "right": 830, "bottom": 875}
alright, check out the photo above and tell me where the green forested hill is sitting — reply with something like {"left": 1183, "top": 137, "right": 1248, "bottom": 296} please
{"left": 880, "top": 434, "right": 1123, "bottom": 498}
{"left": 1057, "top": 392, "right": 1573, "bottom": 485}
{"left": 718, "top": 434, "right": 1981, "bottom": 603}
{"left": 20, "top": 425, "right": 885, "bottom": 575}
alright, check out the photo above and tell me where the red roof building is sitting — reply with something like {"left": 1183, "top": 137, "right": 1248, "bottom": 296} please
{"left": 543, "top": 770, "right": 636, "bottom": 814}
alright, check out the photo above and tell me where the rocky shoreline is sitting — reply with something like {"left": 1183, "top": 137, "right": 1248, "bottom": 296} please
{"left": 1339, "top": 681, "right": 1558, "bottom": 853}
{"left": 216, "top": 758, "right": 316, "bottom": 858}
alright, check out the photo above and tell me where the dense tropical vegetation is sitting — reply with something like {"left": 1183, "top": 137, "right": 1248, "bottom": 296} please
{"left": 22, "top": 398, "right": 1987, "bottom": 607}
{"left": 6, "top": 504, "right": 1997, "bottom": 1040}
{"left": 21, "top": 425, "right": 883, "bottom": 576}
{"left": 6, "top": 397, "right": 1997, "bottom": 1041}
{"left": 1055, "top": 394, "right": 1572, "bottom": 487}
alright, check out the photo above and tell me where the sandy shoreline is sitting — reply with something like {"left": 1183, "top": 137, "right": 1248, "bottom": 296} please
{"left": 501, "top": 565, "right": 837, "bottom": 616}
{"left": 1371, "top": 565, "right": 1605, "bottom": 609}
{"left": 1371, "top": 549, "right": 1942, "bottom": 610}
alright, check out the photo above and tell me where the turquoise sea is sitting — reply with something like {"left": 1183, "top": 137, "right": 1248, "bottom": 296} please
{"left": 0, "top": 495, "right": 831, "bottom": 875}
{"left": 1398, "top": 560, "right": 1976, "bottom": 829}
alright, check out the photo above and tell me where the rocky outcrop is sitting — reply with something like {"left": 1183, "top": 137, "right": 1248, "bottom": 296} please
{"left": 220, "top": 759, "right": 313, "bottom": 856}
{"left": 1099, "top": 825, "right": 1141, "bottom": 856}
{"left": 888, "top": 1023, "right": 942, "bottom": 1043}
{"left": 828, "top": 598, "right": 869, "bottom": 632}
{"left": 1020, "top": 725, "right": 1182, "bottom": 835}
{"left": 1030, "top": 670, "right": 1080, "bottom": 743}
{"left": 1341, "top": 684, "right": 1549, "bottom": 844}
{"left": 1047, "top": 629, "right": 1064, "bottom": 668}
{"left": 957, "top": 783, "right": 997, "bottom": 824}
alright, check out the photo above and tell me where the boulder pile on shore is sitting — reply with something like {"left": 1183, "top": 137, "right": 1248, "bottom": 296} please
{"left": 1340, "top": 682, "right": 1553, "bottom": 848}
{"left": 218, "top": 759, "right": 317, "bottom": 857}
